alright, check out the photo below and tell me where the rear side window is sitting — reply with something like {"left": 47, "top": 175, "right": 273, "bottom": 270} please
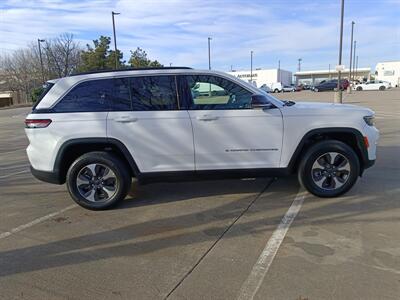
{"left": 54, "top": 79, "right": 113, "bottom": 112}
{"left": 130, "top": 76, "right": 178, "bottom": 111}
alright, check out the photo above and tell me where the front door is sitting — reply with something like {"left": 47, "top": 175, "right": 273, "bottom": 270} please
{"left": 181, "top": 74, "right": 283, "bottom": 170}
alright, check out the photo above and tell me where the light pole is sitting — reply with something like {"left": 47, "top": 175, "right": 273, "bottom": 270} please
{"left": 112, "top": 11, "right": 120, "bottom": 70}
{"left": 335, "top": 0, "right": 345, "bottom": 103}
{"left": 278, "top": 59, "right": 281, "bottom": 83}
{"left": 297, "top": 58, "right": 302, "bottom": 72}
{"left": 349, "top": 21, "right": 355, "bottom": 86}
{"left": 352, "top": 40, "right": 357, "bottom": 82}
{"left": 250, "top": 50, "right": 253, "bottom": 83}
{"left": 37, "top": 39, "right": 45, "bottom": 84}
{"left": 355, "top": 55, "right": 359, "bottom": 81}
{"left": 208, "top": 37, "right": 212, "bottom": 70}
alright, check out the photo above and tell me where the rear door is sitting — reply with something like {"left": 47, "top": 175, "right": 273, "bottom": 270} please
{"left": 180, "top": 74, "right": 283, "bottom": 170}
{"left": 107, "top": 76, "right": 194, "bottom": 173}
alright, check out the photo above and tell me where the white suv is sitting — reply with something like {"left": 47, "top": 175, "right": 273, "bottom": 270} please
{"left": 25, "top": 67, "right": 379, "bottom": 210}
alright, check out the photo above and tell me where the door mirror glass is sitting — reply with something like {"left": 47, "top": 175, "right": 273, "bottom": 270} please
{"left": 251, "top": 94, "right": 274, "bottom": 109}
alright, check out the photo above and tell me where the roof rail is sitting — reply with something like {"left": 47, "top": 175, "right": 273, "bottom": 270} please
{"left": 69, "top": 66, "right": 193, "bottom": 77}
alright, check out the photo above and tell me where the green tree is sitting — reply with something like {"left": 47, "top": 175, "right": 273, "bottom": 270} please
{"left": 78, "top": 36, "right": 124, "bottom": 72}
{"left": 128, "top": 47, "right": 163, "bottom": 68}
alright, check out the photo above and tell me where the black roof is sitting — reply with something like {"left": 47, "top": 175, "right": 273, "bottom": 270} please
{"left": 70, "top": 67, "right": 192, "bottom": 77}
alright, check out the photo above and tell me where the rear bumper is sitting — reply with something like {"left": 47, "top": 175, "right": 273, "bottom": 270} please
{"left": 30, "top": 166, "right": 63, "bottom": 184}
{"left": 364, "top": 159, "right": 375, "bottom": 170}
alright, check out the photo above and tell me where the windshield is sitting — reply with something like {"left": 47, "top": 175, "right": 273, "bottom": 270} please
{"left": 32, "top": 82, "right": 55, "bottom": 109}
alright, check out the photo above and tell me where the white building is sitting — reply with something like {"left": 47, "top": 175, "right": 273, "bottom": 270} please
{"left": 228, "top": 68, "right": 292, "bottom": 87}
{"left": 294, "top": 68, "right": 371, "bottom": 85}
{"left": 375, "top": 61, "right": 400, "bottom": 87}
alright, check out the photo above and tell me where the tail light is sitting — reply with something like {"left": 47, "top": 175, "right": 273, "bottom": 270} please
{"left": 25, "top": 119, "right": 52, "bottom": 128}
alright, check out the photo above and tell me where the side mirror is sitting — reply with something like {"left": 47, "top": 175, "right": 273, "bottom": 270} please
{"left": 251, "top": 94, "right": 274, "bottom": 109}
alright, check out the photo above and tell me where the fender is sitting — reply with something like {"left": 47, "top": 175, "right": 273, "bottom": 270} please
{"left": 53, "top": 137, "right": 141, "bottom": 182}
{"left": 287, "top": 127, "right": 370, "bottom": 173}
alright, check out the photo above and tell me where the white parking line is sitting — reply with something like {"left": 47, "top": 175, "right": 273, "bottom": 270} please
{"left": 237, "top": 190, "right": 305, "bottom": 300}
{"left": 0, "top": 204, "right": 78, "bottom": 240}
{"left": 1, "top": 164, "right": 30, "bottom": 170}
{"left": 0, "top": 169, "right": 29, "bottom": 179}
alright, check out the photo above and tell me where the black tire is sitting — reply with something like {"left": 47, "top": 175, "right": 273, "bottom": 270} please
{"left": 379, "top": 86, "right": 385, "bottom": 91}
{"left": 298, "top": 140, "right": 360, "bottom": 197}
{"left": 356, "top": 86, "right": 362, "bottom": 91}
{"left": 66, "top": 151, "right": 131, "bottom": 210}
{"left": 274, "top": 89, "right": 279, "bottom": 93}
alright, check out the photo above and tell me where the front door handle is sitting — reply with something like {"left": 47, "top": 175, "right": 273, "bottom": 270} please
{"left": 114, "top": 116, "right": 138, "bottom": 123}
{"left": 197, "top": 115, "right": 219, "bottom": 121}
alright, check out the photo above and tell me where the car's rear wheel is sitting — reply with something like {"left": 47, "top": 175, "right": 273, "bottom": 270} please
{"left": 379, "top": 86, "right": 385, "bottom": 91}
{"left": 314, "top": 88, "right": 319, "bottom": 92}
{"left": 356, "top": 86, "right": 363, "bottom": 91}
{"left": 298, "top": 140, "right": 360, "bottom": 197}
{"left": 274, "top": 88, "right": 279, "bottom": 93}
{"left": 66, "top": 151, "right": 131, "bottom": 210}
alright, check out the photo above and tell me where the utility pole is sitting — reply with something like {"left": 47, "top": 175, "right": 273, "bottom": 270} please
{"left": 250, "top": 50, "right": 253, "bottom": 83}
{"left": 37, "top": 39, "right": 45, "bottom": 84}
{"left": 297, "top": 58, "right": 302, "bottom": 72}
{"left": 208, "top": 37, "right": 212, "bottom": 70}
{"left": 112, "top": 11, "right": 120, "bottom": 70}
{"left": 352, "top": 40, "right": 357, "bottom": 82}
{"left": 335, "top": 0, "right": 345, "bottom": 103}
{"left": 349, "top": 21, "right": 355, "bottom": 86}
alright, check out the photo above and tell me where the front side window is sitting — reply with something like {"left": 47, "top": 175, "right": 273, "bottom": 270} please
{"left": 185, "top": 75, "right": 252, "bottom": 109}
{"left": 54, "top": 79, "right": 112, "bottom": 112}
{"left": 130, "top": 76, "right": 178, "bottom": 111}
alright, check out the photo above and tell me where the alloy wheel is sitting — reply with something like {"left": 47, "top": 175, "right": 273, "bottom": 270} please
{"left": 76, "top": 163, "right": 118, "bottom": 202}
{"left": 311, "top": 152, "right": 351, "bottom": 190}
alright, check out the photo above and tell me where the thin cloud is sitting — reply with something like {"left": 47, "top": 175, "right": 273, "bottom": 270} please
{"left": 0, "top": 0, "right": 399, "bottom": 71}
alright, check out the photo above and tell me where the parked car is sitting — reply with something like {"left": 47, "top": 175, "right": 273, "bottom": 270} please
{"left": 259, "top": 84, "right": 272, "bottom": 93}
{"left": 354, "top": 80, "right": 391, "bottom": 91}
{"left": 312, "top": 79, "right": 349, "bottom": 92}
{"left": 282, "top": 85, "right": 295, "bottom": 92}
{"left": 270, "top": 82, "right": 283, "bottom": 93}
{"left": 25, "top": 67, "right": 378, "bottom": 210}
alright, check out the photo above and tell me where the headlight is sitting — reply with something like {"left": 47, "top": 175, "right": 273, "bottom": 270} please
{"left": 363, "top": 115, "right": 375, "bottom": 126}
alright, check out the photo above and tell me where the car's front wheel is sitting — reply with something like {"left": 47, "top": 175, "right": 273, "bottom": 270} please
{"left": 66, "top": 151, "right": 131, "bottom": 210}
{"left": 298, "top": 140, "right": 360, "bottom": 197}
{"left": 356, "top": 86, "right": 363, "bottom": 91}
{"left": 379, "top": 86, "right": 385, "bottom": 91}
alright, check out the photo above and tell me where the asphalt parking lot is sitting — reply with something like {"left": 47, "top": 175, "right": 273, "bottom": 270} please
{"left": 0, "top": 89, "right": 399, "bottom": 300}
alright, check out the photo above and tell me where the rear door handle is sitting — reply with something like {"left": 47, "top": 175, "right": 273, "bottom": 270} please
{"left": 197, "top": 115, "right": 219, "bottom": 121}
{"left": 114, "top": 116, "right": 138, "bottom": 123}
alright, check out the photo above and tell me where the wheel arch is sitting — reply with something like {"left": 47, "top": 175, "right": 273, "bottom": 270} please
{"left": 287, "top": 128, "right": 369, "bottom": 175}
{"left": 54, "top": 138, "right": 140, "bottom": 184}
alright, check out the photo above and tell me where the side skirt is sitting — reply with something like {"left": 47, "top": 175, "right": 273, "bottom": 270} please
{"left": 137, "top": 168, "right": 292, "bottom": 185}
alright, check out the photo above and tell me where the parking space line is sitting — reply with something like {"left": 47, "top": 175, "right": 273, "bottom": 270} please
{"left": 237, "top": 190, "right": 305, "bottom": 300}
{"left": 0, "top": 204, "right": 78, "bottom": 240}
{"left": 165, "top": 179, "right": 275, "bottom": 299}
{"left": 0, "top": 169, "right": 29, "bottom": 179}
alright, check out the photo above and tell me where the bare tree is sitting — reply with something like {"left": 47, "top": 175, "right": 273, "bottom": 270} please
{"left": 0, "top": 33, "right": 82, "bottom": 102}
{"left": 44, "top": 33, "right": 81, "bottom": 78}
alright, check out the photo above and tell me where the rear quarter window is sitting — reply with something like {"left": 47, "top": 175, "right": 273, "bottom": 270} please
{"left": 53, "top": 79, "right": 113, "bottom": 112}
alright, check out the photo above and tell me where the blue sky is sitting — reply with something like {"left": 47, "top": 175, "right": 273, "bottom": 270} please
{"left": 1, "top": 0, "right": 399, "bottom": 72}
